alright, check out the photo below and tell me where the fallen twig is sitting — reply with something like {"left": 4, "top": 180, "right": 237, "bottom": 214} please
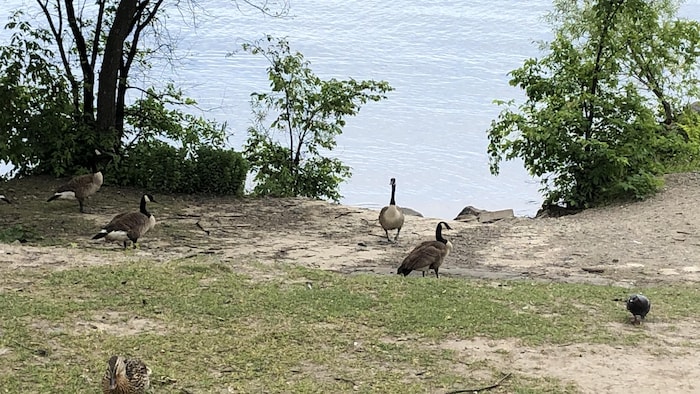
{"left": 334, "top": 377, "right": 356, "bottom": 386}
{"left": 195, "top": 221, "right": 210, "bottom": 235}
{"left": 175, "top": 213, "right": 201, "bottom": 218}
{"left": 445, "top": 372, "right": 512, "bottom": 394}
{"left": 334, "top": 212, "right": 353, "bottom": 219}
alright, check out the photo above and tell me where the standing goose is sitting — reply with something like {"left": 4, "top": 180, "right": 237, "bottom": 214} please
{"left": 397, "top": 221, "right": 453, "bottom": 278}
{"left": 46, "top": 149, "right": 104, "bottom": 213}
{"left": 102, "top": 355, "right": 151, "bottom": 394}
{"left": 379, "top": 178, "right": 405, "bottom": 243}
{"left": 92, "top": 194, "right": 157, "bottom": 249}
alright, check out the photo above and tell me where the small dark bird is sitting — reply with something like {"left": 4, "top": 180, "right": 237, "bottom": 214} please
{"left": 626, "top": 294, "right": 651, "bottom": 325}
{"left": 92, "top": 194, "right": 157, "bottom": 249}
{"left": 46, "top": 149, "right": 104, "bottom": 213}
{"left": 397, "top": 221, "right": 453, "bottom": 278}
{"left": 102, "top": 355, "right": 151, "bottom": 394}
{"left": 0, "top": 194, "right": 10, "bottom": 204}
{"left": 379, "top": 178, "right": 405, "bottom": 243}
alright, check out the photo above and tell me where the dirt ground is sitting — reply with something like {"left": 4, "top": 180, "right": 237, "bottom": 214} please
{"left": 1, "top": 172, "right": 700, "bottom": 393}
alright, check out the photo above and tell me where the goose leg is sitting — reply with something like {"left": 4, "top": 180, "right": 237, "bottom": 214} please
{"left": 385, "top": 230, "right": 393, "bottom": 243}
{"left": 394, "top": 228, "right": 401, "bottom": 242}
{"left": 78, "top": 198, "right": 85, "bottom": 213}
{"left": 434, "top": 267, "right": 439, "bottom": 278}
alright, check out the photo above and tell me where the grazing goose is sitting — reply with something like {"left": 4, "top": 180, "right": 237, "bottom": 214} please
{"left": 397, "top": 221, "right": 453, "bottom": 278}
{"left": 379, "top": 178, "right": 405, "bottom": 243}
{"left": 92, "top": 194, "right": 157, "bottom": 249}
{"left": 46, "top": 149, "right": 104, "bottom": 213}
{"left": 102, "top": 355, "right": 151, "bottom": 394}
{"left": 0, "top": 195, "right": 10, "bottom": 204}
{"left": 626, "top": 294, "right": 651, "bottom": 325}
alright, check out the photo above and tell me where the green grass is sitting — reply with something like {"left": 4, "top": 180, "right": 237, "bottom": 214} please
{"left": 0, "top": 258, "right": 696, "bottom": 393}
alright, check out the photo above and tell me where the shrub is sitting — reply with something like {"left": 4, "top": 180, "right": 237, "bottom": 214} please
{"left": 105, "top": 141, "right": 248, "bottom": 196}
{"left": 192, "top": 146, "right": 249, "bottom": 196}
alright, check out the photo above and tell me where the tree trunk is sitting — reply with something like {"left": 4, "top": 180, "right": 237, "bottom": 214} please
{"left": 96, "top": 0, "right": 139, "bottom": 149}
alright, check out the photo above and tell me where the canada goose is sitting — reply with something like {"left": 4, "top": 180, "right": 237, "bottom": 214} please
{"left": 102, "top": 355, "right": 151, "bottom": 394}
{"left": 0, "top": 195, "right": 10, "bottom": 204}
{"left": 379, "top": 178, "right": 405, "bottom": 242}
{"left": 397, "top": 221, "right": 453, "bottom": 278}
{"left": 626, "top": 294, "right": 651, "bottom": 325}
{"left": 92, "top": 194, "right": 157, "bottom": 249}
{"left": 46, "top": 149, "right": 104, "bottom": 213}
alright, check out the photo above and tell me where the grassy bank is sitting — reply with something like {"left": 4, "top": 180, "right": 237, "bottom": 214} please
{"left": 1, "top": 257, "right": 697, "bottom": 393}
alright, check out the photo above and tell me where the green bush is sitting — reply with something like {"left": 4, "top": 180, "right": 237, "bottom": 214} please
{"left": 192, "top": 146, "right": 249, "bottom": 196}
{"left": 105, "top": 141, "right": 248, "bottom": 196}
{"left": 108, "top": 141, "right": 191, "bottom": 193}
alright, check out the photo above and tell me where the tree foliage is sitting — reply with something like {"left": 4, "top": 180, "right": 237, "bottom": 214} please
{"left": 241, "top": 36, "right": 393, "bottom": 201}
{"left": 0, "top": 1, "right": 279, "bottom": 179}
{"left": 487, "top": 0, "right": 700, "bottom": 209}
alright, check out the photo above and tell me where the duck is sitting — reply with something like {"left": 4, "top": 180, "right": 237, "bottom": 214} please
{"left": 92, "top": 194, "right": 157, "bottom": 249}
{"left": 397, "top": 221, "right": 453, "bottom": 278}
{"left": 46, "top": 149, "right": 104, "bottom": 213}
{"left": 379, "top": 178, "right": 405, "bottom": 243}
{"left": 626, "top": 294, "right": 651, "bottom": 325}
{"left": 102, "top": 355, "right": 151, "bottom": 394}
{"left": 0, "top": 195, "right": 10, "bottom": 204}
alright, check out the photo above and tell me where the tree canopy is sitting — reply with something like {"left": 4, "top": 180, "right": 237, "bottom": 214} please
{"left": 0, "top": 0, "right": 280, "bottom": 177}
{"left": 487, "top": 0, "right": 700, "bottom": 209}
{"left": 242, "top": 36, "right": 393, "bottom": 201}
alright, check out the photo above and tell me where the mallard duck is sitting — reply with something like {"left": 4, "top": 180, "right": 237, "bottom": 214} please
{"left": 379, "top": 178, "right": 405, "bottom": 243}
{"left": 46, "top": 149, "right": 104, "bottom": 213}
{"left": 626, "top": 294, "right": 651, "bottom": 325}
{"left": 102, "top": 355, "right": 151, "bottom": 394}
{"left": 92, "top": 194, "right": 157, "bottom": 249}
{"left": 397, "top": 221, "right": 453, "bottom": 278}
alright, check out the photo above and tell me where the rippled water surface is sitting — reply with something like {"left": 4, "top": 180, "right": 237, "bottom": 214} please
{"left": 3, "top": 1, "right": 700, "bottom": 218}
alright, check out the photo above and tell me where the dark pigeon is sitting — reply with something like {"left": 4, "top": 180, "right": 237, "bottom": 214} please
{"left": 626, "top": 294, "right": 651, "bottom": 325}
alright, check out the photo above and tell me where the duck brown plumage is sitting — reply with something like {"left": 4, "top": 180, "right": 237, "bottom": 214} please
{"left": 102, "top": 355, "right": 151, "bottom": 394}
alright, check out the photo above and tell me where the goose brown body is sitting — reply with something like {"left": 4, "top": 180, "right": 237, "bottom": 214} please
{"left": 46, "top": 149, "right": 105, "bottom": 213}
{"left": 92, "top": 194, "right": 156, "bottom": 249}
{"left": 102, "top": 355, "right": 151, "bottom": 394}
{"left": 397, "top": 221, "right": 453, "bottom": 278}
{"left": 47, "top": 171, "right": 103, "bottom": 212}
{"left": 379, "top": 178, "right": 405, "bottom": 242}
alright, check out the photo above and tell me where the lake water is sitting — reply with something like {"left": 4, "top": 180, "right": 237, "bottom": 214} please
{"left": 2, "top": 1, "right": 700, "bottom": 219}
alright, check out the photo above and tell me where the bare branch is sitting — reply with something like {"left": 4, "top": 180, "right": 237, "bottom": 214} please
{"left": 91, "top": 0, "right": 105, "bottom": 69}
{"left": 35, "top": 0, "right": 80, "bottom": 111}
